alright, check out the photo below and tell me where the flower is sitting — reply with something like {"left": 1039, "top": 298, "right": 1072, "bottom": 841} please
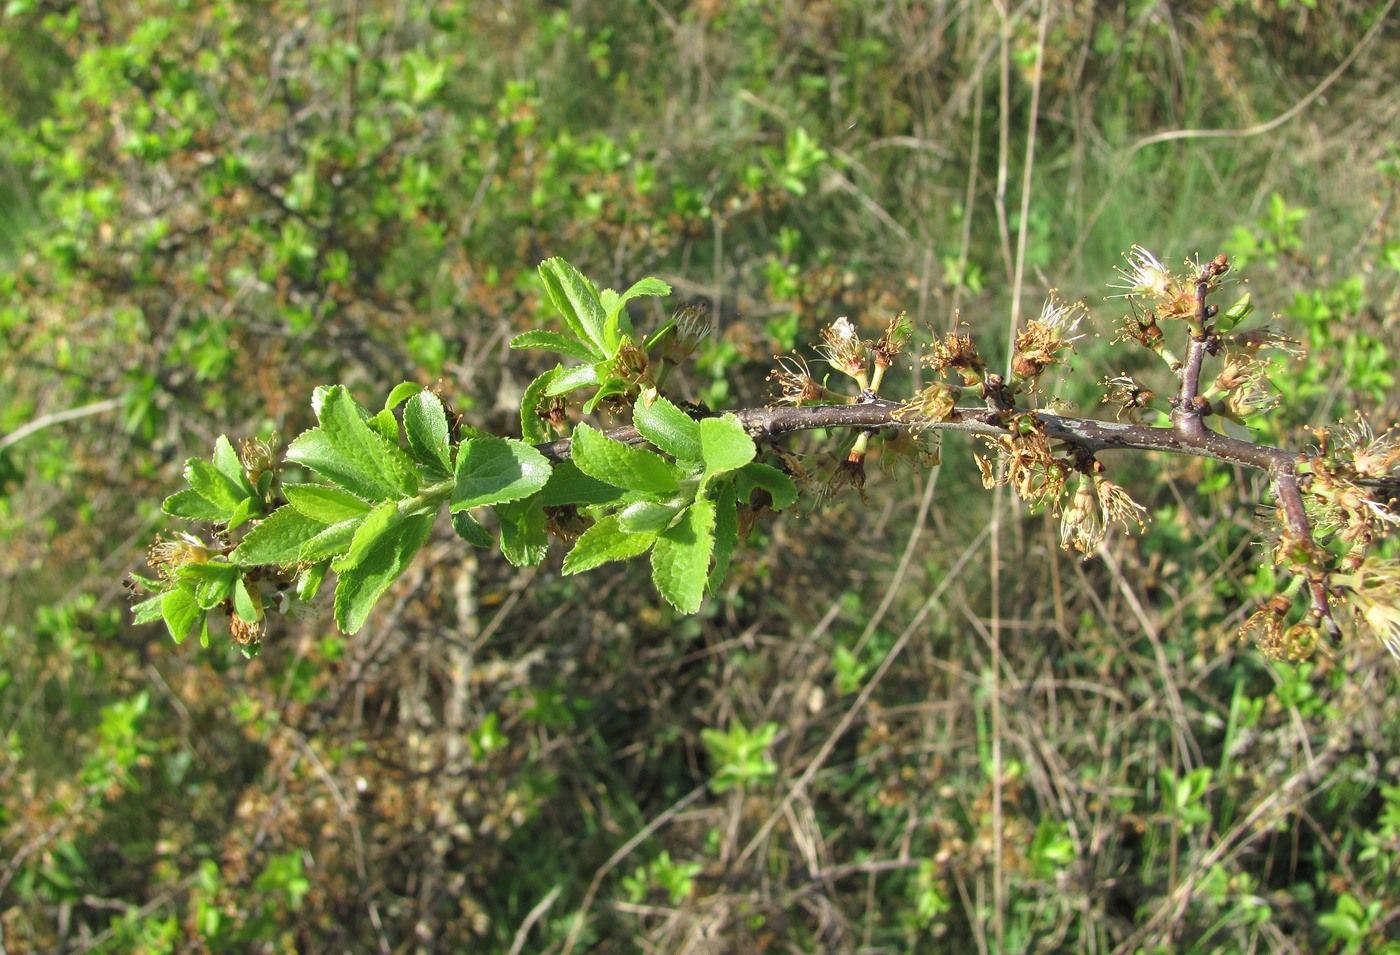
{"left": 1101, "top": 374, "right": 1155, "bottom": 422}
{"left": 1110, "top": 246, "right": 1174, "bottom": 299}
{"left": 817, "top": 316, "right": 869, "bottom": 385}
{"left": 662, "top": 303, "right": 713, "bottom": 362}
{"left": 1060, "top": 475, "right": 1105, "bottom": 555}
{"left": 1109, "top": 246, "right": 1196, "bottom": 320}
{"left": 1013, "top": 292, "right": 1086, "bottom": 381}
{"left": 147, "top": 532, "right": 215, "bottom": 580}
{"left": 768, "top": 353, "right": 826, "bottom": 406}
{"left": 1340, "top": 559, "right": 1400, "bottom": 662}
{"left": 894, "top": 383, "right": 956, "bottom": 424}
{"left": 1096, "top": 477, "right": 1149, "bottom": 533}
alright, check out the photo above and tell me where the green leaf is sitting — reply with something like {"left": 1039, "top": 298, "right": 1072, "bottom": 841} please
{"left": 739, "top": 462, "right": 799, "bottom": 510}
{"left": 633, "top": 396, "right": 702, "bottom": 465}
{"left": 382, "top": 381, "right": 424, "bottom": 414}
{"left": 231, "top": 506, "right": 329, "bottom": 565}
{"left": 494, "top": 495, "right": 550, "bottom": 567}
{"left": 369, "top": 408, "right": 400, "bottom": 443}
{"left": 650, "top": 499, "right": 716, "bottom": 613}
{"left": 451, "top": 511, "right": 493, "bottom": 548}
{"left": 332, "top": 502, "right": 437, "bottom": 634}
{"left": 543, "top": 362, "right": 601, "bottom": 397}
{"left": 540, "top": 459, "right": 625, "bottom": 506}
{"left": 451, "top": 436, "right": 552, "bottom": 512}
{"left": 520, "top": 367, "right": 562, "bottom": 444}
{"left": 571, "top": 423, "right": 681, "bottom": 494}
{"left": 403, "top": 391, "right": 452, "bottom": 475}
{"left": 602, "top": 276, "right": 670, "bottom": 351}
{"left": 290, "top": 385, "right": 418, "bottom": 501}
{"left": 510, "top": 329, "right": 602, "bottom": 362}
{"left": 297, "top": 560, "right": 329, "bottom": 601}
{"left": 162, "top": 488, "right": 231, "bottom": 521}
{"left": 132, "top": 592, "right": 165, "bottom": 625}
{"left": 211, "top": 434, "right": 254, "bottom": 496}
{"left": 539, "top": 257, "right": 608, "bottom": 355}
{"left": 709, "top": 483, "right": 738, "bottom": 593}
{"left": 284, "top": 484, "right": 373, "bottom": 524}
{"left": 298, "top": 518, "right": 364, "bottom": 563}
{"left": 183, "top": 457, "right": 244, "bottom": 516}
{"left": 233, "top": 577, "right": 261, "bottom": 624}
{"left": 699, "top": 415, "right": 755, "bottom": 486}
{"left": 226, "top": 496, "right": 260, "bottom": 532}
{"left": 617, "top": 500, "right": 683, "bottom": 534}
{"left": 563, "top": 513, "right": 658, "bottom": 574}
{"left": 161, "top": 586, "right": 202, "bottom": 644}
{"left": 179, "top": 562, "right": 240, "bottom": 610}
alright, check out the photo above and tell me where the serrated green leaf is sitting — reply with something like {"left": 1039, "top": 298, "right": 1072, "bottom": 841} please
{"left": 510, "top": 329, "right": 602, "bottom": 362}
{"left": 297, "top": 560, "right": 329, "bottom": 601}
{"left": 184, "top": 457, "right": 244, "bottom": 516}
{"left": 540, "top": 459, "right": 625, "bottom": 506}
{"left": 581, "top": 376, "right": 629, "bottom": 415}
{"left": 602, "top": 276, "right": 671, "bottom": 351}
{"left": 298, "top": 517, "right": 364, "bottom": 563}
{"left": 520, "top": 366, "right": 563, "bottom": 444}
{"left": 226, "top": 496, "right": 260, "bottom": 532}
{"left": 211, "top": 434, "right": 253, "bottom": 496}
{"left": 231, "top": 506, "right": 329, "bottom": 565}
{"left": 182, "top": 562, "right": 239, "bottom": 610}
{"left": 161, "top": 586, "right": 201, "bottom": 643}
{"left": 451, "top": 511, "right": 493, "bottom": 548}
{"left": 383, "top": 381, "right": 424, "bottom": 413}
{"left": 287, "top": 399, "right": 417, "bottom": 502}
{"left": 562, "top": 513, "right": 658, "bottom": 574}
{"left": 571, "top": 423, "right": 681, "bottom": 493}
{"left": 132, "top": 592, "right": 165, "bottom": 625}
{"left": 285, "top": 484, "right": 373, "bottom": 524}
{"left": 617, "top": 499, "right": 683, "bottom": 534}
{"left": 544, "top": 362, "right": 601, "bottom": 397}
{"left": 233, "top": 577, "right": 261, "bottom": 624}
{"left": 699, "top": 415, "right": 755, "bottom": 486}
{"left": 332, "top": 502, "right": 436, "bottom": 634}
{"left": 162, "top": 488, "right": 231, "bottom": 521}
{"left": 739, "top": 462, "right": 799, "bottom": 510}
{"left": 634, "top": 395, "right": 702, "bottom": 465}
{"left": 539, "top": 257, "right": 608, "bottom": 355}
{"left": 650, "top": 499, "right": 716, "bottom": 613}
{"left": 709, "top": 483, "right": 738, "bottom": 593}
{"left": 303, "top": 385, "right": 418, "bottom": 500}
{"left": 369, "top": 408, "right": 400, "bottom": 443}
{"left": 493, "top": 495, "right": 550, "bottom": 567}
{"left": 451, "top": 436, "right": 552, "bottom": 512}
{"left": 403, "top": 391, "right": 452, "bottom": 475}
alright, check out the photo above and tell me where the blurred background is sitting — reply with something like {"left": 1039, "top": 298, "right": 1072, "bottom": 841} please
{"left": 2, "top": 1, "right": 1399, "bottom": 951}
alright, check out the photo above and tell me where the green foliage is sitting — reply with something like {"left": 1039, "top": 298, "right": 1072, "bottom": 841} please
{"left": 4, "top": 2, "right": 1400, "bottom": 953}
{"left": 700, "top": 720, "right": 780, "bottom": 793}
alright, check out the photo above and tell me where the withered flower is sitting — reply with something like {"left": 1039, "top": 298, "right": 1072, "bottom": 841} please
{"left": 1101, "top": 374, "right": 1155, "bottom": 422}
{"left": 817, "top": 316, "right": 869, "bottom": 386}
{"left": 662, "top": 303, "right": 713, "bottom": 362}
{"left": 1013, "top": 292, "right": 1085, "bottom": 382}
{"left": 769, "top": 353, "right": 827, "bottom": 407}
{"left": 1339, "top": 558, "right": 1400, "bottom": 662}
{"left": 975, "top": 424, "right": 1067, "bottom": 510}
{"left": 894, "top": 383, "right": 957, "bottom": 424}
{"left": 1060, "top": 475, "right": 1105, "bottom": 555}
{"left": 924, "top": 330, "right": 986, "bottom": 384}
{"left": 871, "top": 312, "right": 914, "bottom": 369}
{"left": 240, "top": 435, "right": 277, "bottom": 487}
{"left": 1096, "top": 477, "right": 1149, "bottom": 534}
{"left": 1110, "top": 246, "right": 1197, "bottom": 320}
{"left": 148, "top": 532, "right": 215, "bottom": 580}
